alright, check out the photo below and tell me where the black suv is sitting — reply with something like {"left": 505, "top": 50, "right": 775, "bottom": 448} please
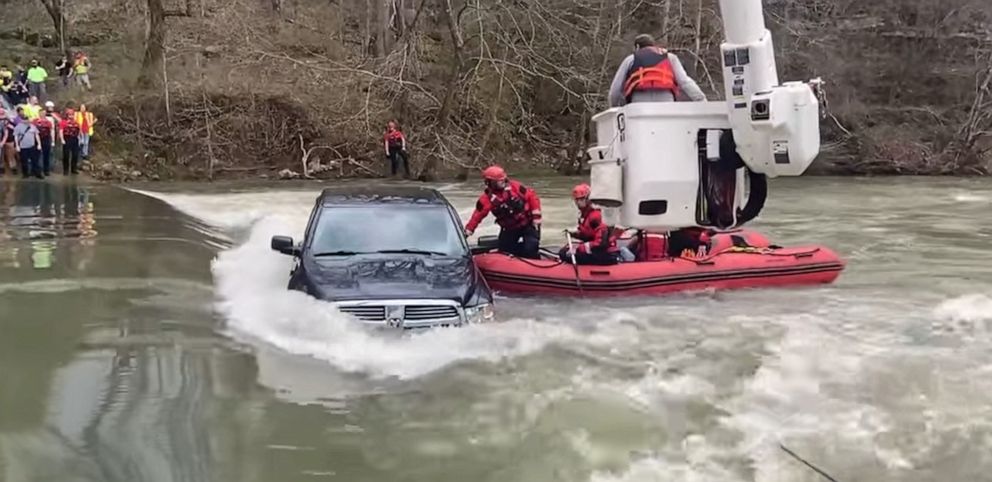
{"left": 271, "top": 185, "right": 495, "bottom": 329}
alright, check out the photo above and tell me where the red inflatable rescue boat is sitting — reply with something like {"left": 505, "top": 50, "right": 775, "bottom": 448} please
{"left": 473, "top": 229, "right": 845, "bottom": 297}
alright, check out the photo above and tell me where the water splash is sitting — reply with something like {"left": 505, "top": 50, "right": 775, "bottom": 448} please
{"left": 210, "top": 215, "right": 569, "bottom": 380}
{"left": 933, "top": 294, "right": 992, "bottom": 323}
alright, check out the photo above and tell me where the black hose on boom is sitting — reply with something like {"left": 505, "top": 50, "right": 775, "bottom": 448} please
{"left": 717, "top": 129, "right": 767, "bottom": 227}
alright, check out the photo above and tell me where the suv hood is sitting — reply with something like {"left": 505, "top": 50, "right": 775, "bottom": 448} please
{"left": 305, "top": 255, "right": 482, "bottom": 303}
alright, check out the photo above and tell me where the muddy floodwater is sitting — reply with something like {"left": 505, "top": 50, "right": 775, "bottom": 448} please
{"left": 1, "top": 176, "right": 991, "bottom": 482}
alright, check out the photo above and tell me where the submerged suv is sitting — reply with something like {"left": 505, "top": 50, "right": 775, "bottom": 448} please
{"left": 271, "top": 185, "right": 495, "bottom": 329}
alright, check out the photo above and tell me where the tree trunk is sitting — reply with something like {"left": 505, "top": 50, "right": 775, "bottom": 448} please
{"left": 378, "top": 0, "right": 392, "bottom": 55}
{"left": 139, "top": 0, "right": 166, "bottom": 88}
{"left": 420, "top": 0, "right": 463, "bottom": 181}
{"left": 38, "top": 0, "right": 66, "bottom": 55}
{"left": 368, "top": 0, "right": 385, "bottom": 56}
{"left": 559, "top": 113, "right": 588, "bottom": 174}
{"left": 694, "top": 0, "right": 703, "bottom": 72}
{"left": 661, "top": 0, "right": 671, "bottom": 45}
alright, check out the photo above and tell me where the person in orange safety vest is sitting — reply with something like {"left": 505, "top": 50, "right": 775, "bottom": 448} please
{"left": 608, "top": 34, "right": 707, "bottom": 107}
{"left": 464, "top": 165, "right": 542, "bottom": 259}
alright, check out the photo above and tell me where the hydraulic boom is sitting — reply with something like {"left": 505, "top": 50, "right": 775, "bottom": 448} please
{"left": 587, "top": 0, "right": 825, "bottom": 231}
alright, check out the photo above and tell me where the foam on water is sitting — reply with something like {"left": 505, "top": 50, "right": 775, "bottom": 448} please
{"left": 933, "top": 294, "right": 992, "bottom": 323}
{"left": 131, "top": 188, "right": 317, "bottom": 232}
{"left": 952, "top": 193, "right": 990, "bottom": 203}
{"left": 210, "top": 215, "right": 568, "bottom": 379}
{"left": 589, "top": 455, "right": 740, "bottom": 482}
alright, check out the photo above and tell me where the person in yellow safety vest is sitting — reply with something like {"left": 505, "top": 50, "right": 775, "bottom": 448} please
{"left": 0, "top": 65, "right": 12, "bottom": 96}
{"left": 73, "top": 53, "right": 92, "bottom": 90}
{"left": 75, "top": 104, "right": 96, "bottom": 159}
{"left": 20, "top": 96, "right": 41, "bottom": 121}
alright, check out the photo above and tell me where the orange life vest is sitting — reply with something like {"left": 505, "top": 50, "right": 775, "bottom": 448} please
{"left": 623, "top": 46, "right": 680, "bottom": 101}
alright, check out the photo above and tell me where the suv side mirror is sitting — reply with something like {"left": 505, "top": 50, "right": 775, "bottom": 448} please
{"left": 271, "top": 236, "right": 299, "bottom": 256}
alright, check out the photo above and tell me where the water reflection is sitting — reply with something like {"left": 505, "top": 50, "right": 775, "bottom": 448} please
{"left": 0, "top": 181, "right": 259, "bottom": 482}
{"left": 0, "top": 179, "right": 97, "bottom": 271}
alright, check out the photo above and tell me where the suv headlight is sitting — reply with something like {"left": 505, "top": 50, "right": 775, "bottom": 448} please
{"left": 464, "top": 303, "right": 495, "bottom": 323}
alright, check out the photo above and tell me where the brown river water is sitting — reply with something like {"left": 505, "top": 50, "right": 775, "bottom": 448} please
{"left": 1, "top": 176, "right": 991, "bottom": 482}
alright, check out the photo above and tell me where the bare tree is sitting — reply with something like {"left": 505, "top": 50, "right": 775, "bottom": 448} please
{"left": 138, "top": 0, "right": 167, "bottom": 87}
{"left": 38, "top": 0, "right": 67, "bottom": 54}
{"left": 138, "top": 0, "right": 191, "bottom": 87}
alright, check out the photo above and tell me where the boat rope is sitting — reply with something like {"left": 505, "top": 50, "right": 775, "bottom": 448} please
{"left": 677, "top": 246, "right": 822, "bottom": 264}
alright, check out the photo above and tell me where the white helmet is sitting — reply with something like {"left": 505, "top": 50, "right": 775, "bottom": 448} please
{"left": 44, "top": 101, "right": 55, "bottom": 108}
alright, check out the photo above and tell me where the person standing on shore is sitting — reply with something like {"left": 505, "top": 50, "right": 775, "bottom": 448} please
{"left": 55, "top": 56, "right": 72, "bottom": 88}
{"left": 21, "top": 96, "right": 41, "bottom": 121}
{"left": 59, "top": 108, "right": 82, "bottom": 175}
{"left": 73, "top": 53, "right": 92, "bottom": 91}
{"left": 0, "top": 66, "right": 13, "bottom": 104}
{"left": 34, "top": 104, "right": 57, "bottom": 177}
{"left": 26, "top": 60, "right": 48, "bottom": 101}
{"left": 0, "top": 108, "right": 17, "bottom": 176}
{"left": 383, "top": 120, "right": 410, "bottom": 178}
{"left": 75, "top": 104, "right": 96, "bottom": 160}
{"left": 13, "top": 116, "right": 41, "bottom": 179}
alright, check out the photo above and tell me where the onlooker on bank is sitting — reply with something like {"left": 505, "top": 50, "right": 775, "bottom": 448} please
{"left": 60, "top": 108, "right": 82, "bottom": 175}
{"left": 26, "top": 60, "right": 48, "bottom": 101}
{"left": 0, "top": 107, "right": 17, "bottom": 176}
{"left": 73, "top": 52, "right": 92, "bottom": 90}
{"left": 76, "top": 104, "right": 96, "bottom": 159}
{"left": 13, "top": 114, "right": 41, "bottom": 179}
{"left": 55, "top": 56, "right": 72, "bottom": 88}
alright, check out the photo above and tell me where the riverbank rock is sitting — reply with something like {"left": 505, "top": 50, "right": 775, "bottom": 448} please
{"left": 278, "top": 169, "right": 300, "bottom": 180}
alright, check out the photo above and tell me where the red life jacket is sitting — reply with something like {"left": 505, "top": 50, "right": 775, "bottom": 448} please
{"left": 465, "top": 180, "right": 542, "bottom": 232}
{"left": 61, "top": 118, "right": 80, "bottom": 138}
{"left": 623, "top": 46, "right": 680, "bottom": 101}
{"left": 33, "top": 117, "right": 53, "bottom": 139}
{"left": 575, "top": 207, "right": 618, "bottom": 254}
{"left": 489, "top": 181, "right": 536, "bottom": 230}
{"left": 384, "top": 129, "right": 405, "bottom": 148}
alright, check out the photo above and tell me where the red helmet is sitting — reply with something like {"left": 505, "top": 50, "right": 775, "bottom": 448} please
{"left": 482, "top": 165, "right": 507, "bottom": 182}
{"left": 572, "top": 183, "right": 591, "bottom": 200}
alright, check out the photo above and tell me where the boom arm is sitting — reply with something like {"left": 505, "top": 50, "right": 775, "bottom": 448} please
{"left": 585, "top": 0, "right": 826, "bottom": 232}
{"left": 718, "top": 0, "right": 822, "bottom": 177}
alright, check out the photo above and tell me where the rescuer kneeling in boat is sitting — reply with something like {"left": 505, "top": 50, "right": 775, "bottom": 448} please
{"left": 559, "top": 183, "right": 620, "bottom": 266}
{"left": 464, "top": 165, "right": 543, "bottom": 259}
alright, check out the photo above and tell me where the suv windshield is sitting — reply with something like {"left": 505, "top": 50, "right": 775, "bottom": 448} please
{"left": 310, "top": 205, "right": 467, "bottom": 257}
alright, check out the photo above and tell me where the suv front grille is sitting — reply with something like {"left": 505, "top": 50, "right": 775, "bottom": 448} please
{"left": 334, "top": 300, "right": 463, "bottom": 328}
{"left": 404, "top": 305, "right": 459, "bottom": 320}
{"left": 337, "top": 305, "right": 386, "bottom": 321}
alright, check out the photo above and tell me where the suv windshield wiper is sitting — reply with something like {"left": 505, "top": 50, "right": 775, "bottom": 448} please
{"left": 375, "top": 249, "right": 450, "bottom": 256}
{"left": 312, "top": 250, "right": 372, "bottom": 257}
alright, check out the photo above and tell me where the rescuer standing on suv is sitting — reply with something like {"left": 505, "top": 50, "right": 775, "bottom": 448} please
{"left": 463, "top": 165, "right": 543, "bottom": 260}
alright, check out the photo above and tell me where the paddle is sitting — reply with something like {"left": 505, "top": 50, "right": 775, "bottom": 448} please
{"left": 564, "top": 230, "right": 585, "bottom": 296}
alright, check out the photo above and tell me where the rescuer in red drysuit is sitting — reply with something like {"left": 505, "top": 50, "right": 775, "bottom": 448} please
{"left": 464, "top": 165, "right": 542, "bottom": 259}
{"left": 560, "top": 183, "right": 621, "bottom": 265}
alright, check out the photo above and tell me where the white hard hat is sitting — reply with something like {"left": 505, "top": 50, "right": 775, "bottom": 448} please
{"left": 44, "top": 101, "right": 55, "bottom": 108}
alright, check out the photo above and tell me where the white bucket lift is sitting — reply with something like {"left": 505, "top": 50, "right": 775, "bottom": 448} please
{"left": 587, "top": 0, "right": 824, "bottom": 232}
